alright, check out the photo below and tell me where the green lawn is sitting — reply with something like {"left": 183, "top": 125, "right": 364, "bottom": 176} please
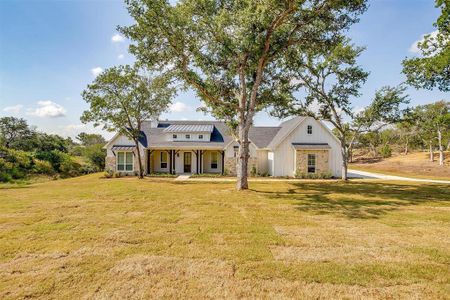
{"left": 1, "top": 175, "right": 449, "bottom": 298}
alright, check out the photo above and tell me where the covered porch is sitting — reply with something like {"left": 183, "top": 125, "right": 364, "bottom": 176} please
{"left": 146, "top": 148, "right": 225, "bottom": 175}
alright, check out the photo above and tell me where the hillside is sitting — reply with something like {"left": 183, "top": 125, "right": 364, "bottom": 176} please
{"left": 350, "top": 152, "right": 450, "bottom": 180}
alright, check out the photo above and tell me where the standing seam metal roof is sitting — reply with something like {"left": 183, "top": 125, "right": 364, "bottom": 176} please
{"left": 163, "top": 124, "right": 214, "bottom": 133}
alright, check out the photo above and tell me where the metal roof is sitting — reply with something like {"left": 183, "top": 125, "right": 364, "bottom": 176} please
{"left": 111, "top": 145, "right": 136, "bottom": 151}
{"left": 163, "top": 124, "right": 214, "bottom": 133}
{"left": 292, "top": 143, "right": 331, "bottom": 150}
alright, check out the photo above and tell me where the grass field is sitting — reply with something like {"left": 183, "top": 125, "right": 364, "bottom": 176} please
{"left": 1, "top": 175, "right": 449, "bottom": 299}
{"left": 350, "top": 152, "right": 450, "bottom": 180}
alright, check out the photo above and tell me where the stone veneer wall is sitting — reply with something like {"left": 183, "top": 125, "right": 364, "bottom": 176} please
{"left": 295, "top": 150, "right": 330, "bottom": 176}
{"left": 224, "top": 157, "right": 258, "bottom": 176}
{"left": 105, "top": 150, "right": 142, "bottom": 174}
{"left": 105, "top": 156, "right": 116, "bottom": 172}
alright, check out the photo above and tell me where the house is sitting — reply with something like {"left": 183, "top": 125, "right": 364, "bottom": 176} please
{"left": 104, "top": 116, "right": 342, "bottom": 177}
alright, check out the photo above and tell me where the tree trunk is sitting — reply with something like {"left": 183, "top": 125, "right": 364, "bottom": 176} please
{"left": 438, "top": 127, "right": 444, "bottom": 166}
{"left": 404, "top": 137, "right": 409, "bottom": 155}
{"left": 429, "top": 142, "right": 434, "bottom": 162}
{"left": 134, "top": 139, "right": 144, "bottom": 179}
{"left": 236, "top": 123, "right": 250, "bottom": 190}
{"left": 340, "top": 137, "right": 348, "bottom": 181}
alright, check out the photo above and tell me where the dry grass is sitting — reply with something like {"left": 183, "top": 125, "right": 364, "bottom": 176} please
{"left": 0, "top": 175, "right": 449, "bottom": 299}
{"left": 350, "top": 151, "right": 450, "bottom": 180}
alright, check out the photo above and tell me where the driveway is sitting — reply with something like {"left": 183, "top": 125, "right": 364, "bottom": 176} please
{"left": 348, "top": 169, "right": 450, "bottom": 184}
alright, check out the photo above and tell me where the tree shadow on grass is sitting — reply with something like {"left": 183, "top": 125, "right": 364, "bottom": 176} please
{"left": 250, "top": 182, "right": 450, "bottom": 219}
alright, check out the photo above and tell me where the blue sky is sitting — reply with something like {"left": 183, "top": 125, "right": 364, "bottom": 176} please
{"left": 0, "top": 0, "right": 448, "bottom": 139}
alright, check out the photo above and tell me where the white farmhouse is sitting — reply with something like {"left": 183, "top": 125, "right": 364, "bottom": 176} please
{"left": 104, "top": 116, "right": 342, "bottom": 177}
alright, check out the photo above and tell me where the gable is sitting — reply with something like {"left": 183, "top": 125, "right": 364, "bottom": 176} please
{"left": 286, "top": 118, "right": 341, "bottom": 148}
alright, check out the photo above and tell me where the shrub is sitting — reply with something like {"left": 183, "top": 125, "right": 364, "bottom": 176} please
{"left": 295, "top": 171, "right": 332, "bottom": 179}
{"left": 380, "top": 145, "right": 392, "bottom": 158}
{"left": 0, "top": 171, "right": 12, "bottom": 182}
{"left": 0, "top": 158, "right": 13, "bottom": 182}
{"left": 250, "top": 165, "right": 257, "bottom": 177}
{"left": 104, "top": 169, "right": 114, "bottom": 178}
{"left": 0, "top": 147, "right": 33, "bottom": 181}
{"left": 32, "top": 159, "right": 54, "bottom": 175}
{"left": 59, "top": 155, "right": 82, "bottom": 177}
{"left": 84, "top": 144, "right": 106, "bottom": 171}
{"left": 70, "top": 145, "right": 85, "bottom": 156}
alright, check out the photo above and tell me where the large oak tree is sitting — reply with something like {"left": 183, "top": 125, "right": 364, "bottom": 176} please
{"left": 271, "top": 41, "right": 409, "bottom": 179}
{"left": 120, "top": 0, "right": 367, "bottom": 190}
{"left": 81, "top": 65, "right": 175, "bottom": 178}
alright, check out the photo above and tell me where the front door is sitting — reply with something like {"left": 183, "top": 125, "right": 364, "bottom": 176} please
{"left": 183, "top": 152, "right": 192, "bottom": 173}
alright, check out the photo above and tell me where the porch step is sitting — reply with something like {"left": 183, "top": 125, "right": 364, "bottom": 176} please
{"left": 175, "top": 174, "right": 191, "bottom": 181}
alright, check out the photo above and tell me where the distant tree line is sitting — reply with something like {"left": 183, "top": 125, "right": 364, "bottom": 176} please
{"left": 0, "top": 116, "right": 106, "bottom": 182}
{"left": 347, "top": 100, "right": 450, "bottom": 165}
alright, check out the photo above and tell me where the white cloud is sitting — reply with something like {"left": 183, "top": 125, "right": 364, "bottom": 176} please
{"left": 170, "top": 101, "right": 192, "bottom": 113}
{"left": 3, "top": 104, "right": 23, "bottom": 115}
{"left": 91, "top": 67, "right": 103, "bottom": 77}
{"left": 111, "top": 34, "right": 125, "bottom": 43}
{"left": 117, "top": 54, "right": 124, "bottom": 60}
{"left": 27, "top": 101, "right": 66, "bottom": 118}
{"left": 409, "top": 30, "right": 439, "bottom": 53}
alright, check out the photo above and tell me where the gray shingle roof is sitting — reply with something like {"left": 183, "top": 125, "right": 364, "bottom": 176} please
{"left": 163, "top": 124, "right": 214, "bottom": 133}
{"left": 249, "top": 127, "right": 281, "bottom": 148}
{"left": 131, "top": 117, "right": 306, "bottom": 150}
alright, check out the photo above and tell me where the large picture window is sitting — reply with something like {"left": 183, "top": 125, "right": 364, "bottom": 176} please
{"left": 160, "top": 152, "right": 168, "bottom": 169}
{"left": 211, "top": 152, "right": 218, "bottom": 169}
{"left": 117, "top": 152, "right": 133, "bottom": 171}
{"left": 307, "top": 154, "right": 316, "bottom": 173}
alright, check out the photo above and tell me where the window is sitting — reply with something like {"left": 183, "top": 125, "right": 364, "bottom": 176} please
{"left": 160, "top": 152, "right": 168, "bottom": 168}
{"left": 173, "top": 134, "right": 177, "bottom": 139}
{"left": 185, "top": 134, "right": 190, "bottom": 139}
{"left": 307, "top": 154, "right": 316, "bottom": 173}
{"left": 199, "top": 134, "right": 203, "bottom": 139}
{"left": 307, "top": 125, "right": 312, "bottom": 135}
{"left": 117, "top": 152, "right": 133, "bottom": 171}
{"left": 211, "top": 152, "right": 218, "bottom": 169}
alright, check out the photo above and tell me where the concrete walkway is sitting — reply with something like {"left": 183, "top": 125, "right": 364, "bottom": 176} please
{"left": 175, "top": 174, "right": 191, "bottom": 181}
{"left": 348, "top": 169, "right": 450, "bottom": 184}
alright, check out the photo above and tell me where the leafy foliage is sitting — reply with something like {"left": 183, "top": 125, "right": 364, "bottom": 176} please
{"left": 0, "top": 118, "right": 106, "bottom": 182}
{"left": 120, "top": 0, "right": 368, "bottom": 189}
{"left": 402, "top": 0, "right": 450, "bottom": 91}
{"left": 81, "top": 65, "right": 175, "bottom": 178}
{"left": 76, "top": 133, "right": 106, "bottom": 146}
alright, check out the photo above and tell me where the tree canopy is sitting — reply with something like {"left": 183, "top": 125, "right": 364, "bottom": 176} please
{"left": 120, "top": 0, "right": 368, "bottom": 189}
{"left": 81, "top": 64, "right": 175, "bottom": 178}
{"left": 402, "top": 0, "right": 450, "bottom": 91}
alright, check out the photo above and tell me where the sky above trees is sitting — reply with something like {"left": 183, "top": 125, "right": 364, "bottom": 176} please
{"left": 0, "top": 0, "right": 448, "bottom": 139}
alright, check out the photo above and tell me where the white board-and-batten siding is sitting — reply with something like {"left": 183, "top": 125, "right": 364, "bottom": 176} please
{"left": 271, "top": 117, "right": 342, "bottom": 177}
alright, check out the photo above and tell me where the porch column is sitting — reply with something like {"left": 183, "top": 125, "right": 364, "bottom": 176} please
{"left": 171, "top": 150, "right": 175, "bottom": 174}
{"left": 195, "top": 150, "right": 199, "bottom": 174}
{"left": 221, "top": 150, "right": 225, "bottom": 175}
{"left": 200, "top": 150, "right": 204, "bottom": 174}
{"left": 147, "top": 150, "right": 152, "bottom": 174}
